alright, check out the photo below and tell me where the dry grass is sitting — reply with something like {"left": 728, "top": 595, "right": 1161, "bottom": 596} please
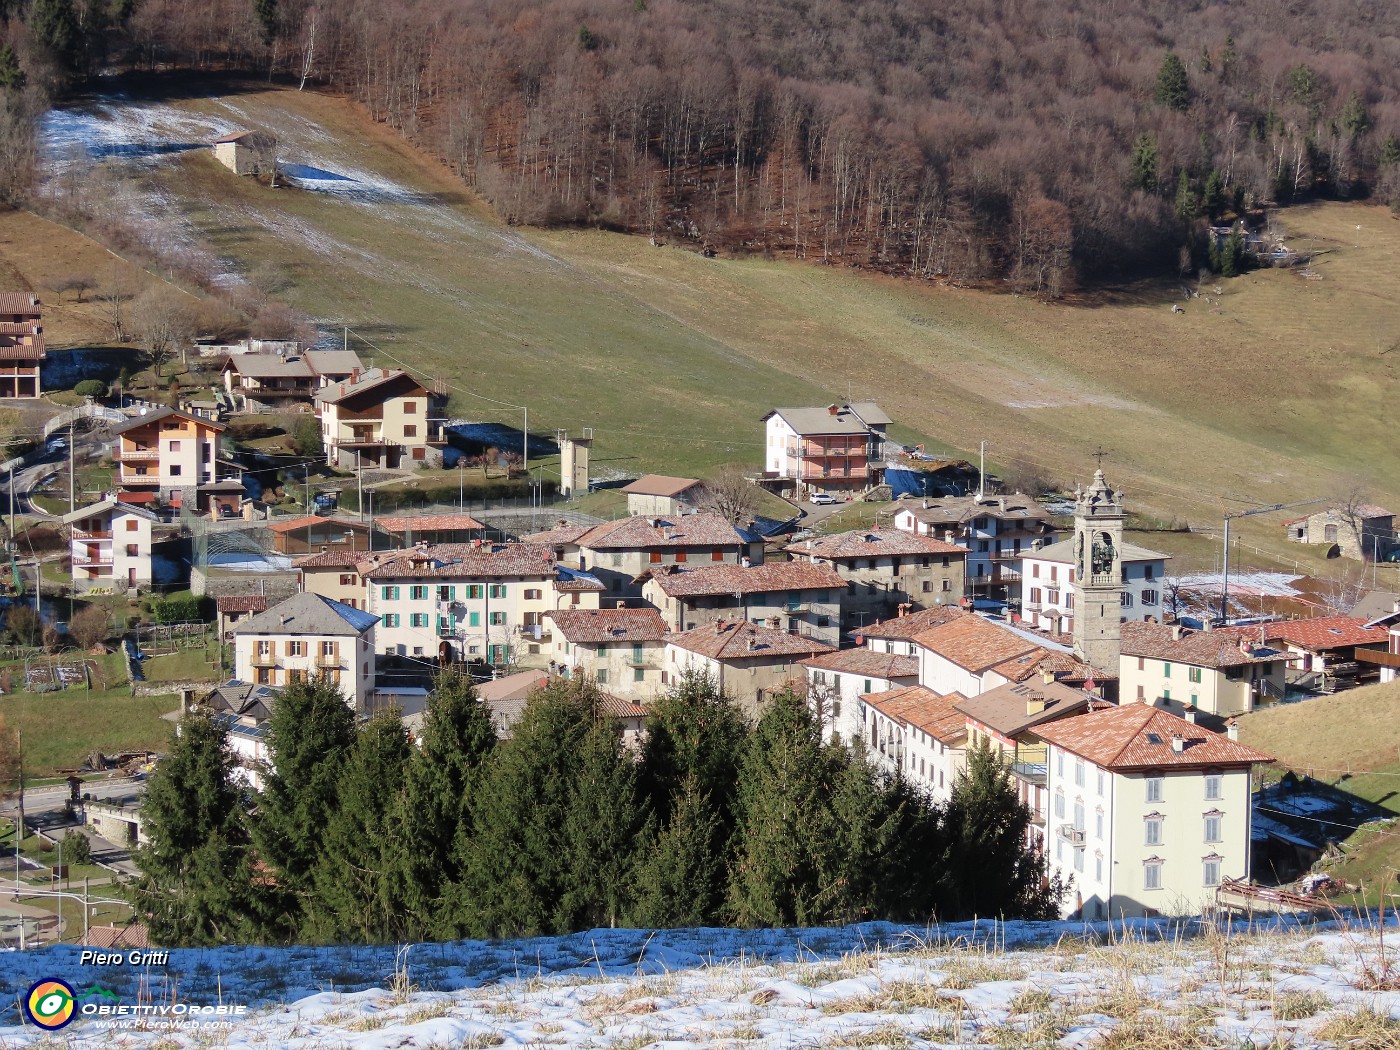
{"left": 1093, "top": 1013, "right": 1215, "bottom": 1049}
{"left": 1275, "top": 990, "right": 1330, "bottom": 1021}
{"left": 1314, "top": 1006, "right": 1400, "bottom": 1048}
{"left": 1238, "top": 681, "right": 1400, "bottom": 790}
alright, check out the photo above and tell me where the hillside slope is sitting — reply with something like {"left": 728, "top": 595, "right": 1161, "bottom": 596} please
{"left": 20, "top": 86, "right": 1400, "bottom": 546}
{"left": 2, "top": 916, "right": 1397, "bottom": 1047}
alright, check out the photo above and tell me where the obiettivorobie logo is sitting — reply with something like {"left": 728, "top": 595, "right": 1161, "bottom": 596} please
{"left": 24, "top": 979, "right": 79, "bottom": 1030}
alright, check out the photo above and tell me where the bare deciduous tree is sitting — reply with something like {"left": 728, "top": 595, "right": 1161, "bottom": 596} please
{"left": 69, "top": 604, "right": 111, "bottom": 650}
{"left": 697, "top": 463, "right": 759, "bottom": 524}
{"left": 0, "top": 714, "right": 17, "bottom": 795}
{"left": 132, "top": 285, "right": 198, "bottom": 378}
{"left": 95, "top": 264, "right": 136, "bottom": 343}
{"left": 1318, "top": 565, "right": 1368, "bottom": 615}
{"left": 50, "top": 271, "right": 96, "bottom": 303}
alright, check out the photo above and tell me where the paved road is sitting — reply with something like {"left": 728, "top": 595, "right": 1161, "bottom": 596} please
{"left": 1, "top": 775, "right": 146, "bottom": 877}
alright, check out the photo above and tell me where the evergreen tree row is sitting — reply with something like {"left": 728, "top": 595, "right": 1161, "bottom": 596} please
{"left": 131, "top": 670, "right": 1062, "bottom": 946}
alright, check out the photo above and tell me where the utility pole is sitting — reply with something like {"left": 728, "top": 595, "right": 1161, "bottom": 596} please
{"left": 357, "top": 450, "right": 364, "bottom": 523}
{"left": 522, "top": 406, "right": 528, "bottom": 478}
{"left": 68, "top": 432, "right": 75, "bottom": 513}
{"left": 976, "top": 441, "right": 986, "bottom": 500}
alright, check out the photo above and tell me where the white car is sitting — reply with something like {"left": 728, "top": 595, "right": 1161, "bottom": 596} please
{"left": 809, "top": 492, "right": 838, "bottom": 506}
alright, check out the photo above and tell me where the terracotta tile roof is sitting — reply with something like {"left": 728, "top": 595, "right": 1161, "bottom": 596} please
{"left": 991, "top": 648, "right": 1116, "bottom": 684}
{"left": 913, "top": 615, "right": 1040, "bottom": 672}
{"left": 1221, "top": 615, "right": 1390, "bottom": 653}
{"left": 314, "top": 367, "right": 427, "bottom": 406}
{"left": 360, "top": 543, "right": 557, "bottom": 580}
{"left": 546, "top": 608, "right": 669, "bottom": 644}
{"left": 956, "top": 680, "right": 1094, "bottom": 739}
{"left": 85, "top": 923, "right": 151, "bottom": 949}
{"left": 785, "top": 528, "right": 966, "bottom": 559}
{"left": 574, "top": 513, "right": 748, "bottom": 551}
{"left": 0, "top": 292, "right": 41, "bottom": 315}
{"left": 0, "top": 323, "right": 44, "bottom": 360}
{"left": 863, "top": 685, "right": 969, "bottom": 743}
{"left": 800, "top": 648, "right": 919, "bottom": 678}
{"left": 523, "top": 523, "right": 597, "bottom": 547}
{"left": 267, "top": 514, "right": 331, "bottom": 533}
{"left": 215, "top": 595, "right": 269, "bottom": 614}
{"left": 293, "top": 550, "right": 365, "bottom": 568}
{"left": 667, "top": 620, "right": 835, "bottom": 661}
{"left": 647, "top": 560, "right": 844, "bottom": 598}
{"left": 861, "top": 605, "right": 966, "bottom": 641}
{"left": 377, "top": 513, "right": 488, "bottom": 533}
{"left": 599, "top": 692, "right": 649, "bottom": 719}
{"left": 622, "top": 474, "right": 702, "bottom": 498}
{"left": 896, "top": 494, "right": 1051, "bottom": 527}
{"left": 1033, "top": 703, "right": 1274, "bottom": 771}
{"left": 1119, "top": 621, "right": 1285, "bottom": 668}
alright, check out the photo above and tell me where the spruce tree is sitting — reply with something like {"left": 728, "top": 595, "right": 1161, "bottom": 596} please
{"left": 253, "top": 0, "right": 277, "bottom": 44}
{"left": 456, "top": 677, "right": 604, "bottom": 940}
{"left": 128, "top": 711, "right": 265, "bottom": 946}
{"left": 251, "top": 676, "right": 357, "bottom": 934}
{"left": 1154, "top": 51, "right": 1191, "bottom": 112}
{"left": 0, "top": 44, "right": 25, "bottom": 92}
{"left": 629, "top": 773, "right": 728, "bottom": 927}
{"left": 936, "top": 740, "right": 1061, "bottom": 920}
{"left": 1201, "top": 168, "right": 1226, "bottom": 219}
{"left": 1220, "top": 224, "right": 1246, "bottom": 277}
{"left": 1341, "top": 92, "right": 1371, "bottom": 138}
{"left": 27, "top": 0, "right": 78, "bottom": 68}
{"left": 728, "top": 689, "right": 840, "bottom": 927}
{"left": 389, "top": 672, "right": 496, "bottom": 940}
{"left": 1218, "top": 35, "right": 1237, "bottom": 81}
{"left": 1174, "top": 170, "right": 1198, "bottom": 221}
{"left": 823, "top": 751, "right": 922, "bottom": 924}
{"left": 638, "top": 669, "right": 746, "bottom": 832}
{"left": 306, "top": 711, "right": 411, "bottom": 942}
{"left": 1130, "top": 133, "right": 1159, "bottom": 193}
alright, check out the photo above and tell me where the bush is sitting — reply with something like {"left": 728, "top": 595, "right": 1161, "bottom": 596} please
{"left": 151, "top": 592, "right": 204, "bottom": 624}
{"left": 62, "top": 829, "right": 92, "bottom": 866}
{"left": 74, "top": 379, "right": 108, "bottom": 399}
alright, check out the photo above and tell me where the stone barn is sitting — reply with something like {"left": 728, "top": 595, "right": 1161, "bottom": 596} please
{"left": 212, "top": 130, "right": 278, "bottom": 177}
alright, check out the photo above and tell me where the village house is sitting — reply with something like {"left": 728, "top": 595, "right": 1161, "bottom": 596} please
{"left": 232, "top": 591, "right": 380, "bottom": 711}
{"left": 1355, "top": 607, "right": 1400, "bottom": 684}
{"left": 912, "top": 613, "right": 1103, "bottom": 699}
{"left": 1034, "top": 704, "right": 1273, "bottom": 920}
{"left": 315, "top": 367, "right": 447, "bottom": 470}
{"left": 526, "top": 513, "right": 763, "bottom": 598}
{"left": 783, "top": 528, "right": 967, "bottom": 630}
{"left": 663, "top": 619, "right": 834, "bottom": 718}
{"left": 761, "top": 402, "right": 891, "bottom": 499}
{"left": 546, "top": 607, "right": 670, "bottom": 700}
{"left": 215, "top": 594, "right": 270, "bottom": 638}
{"left": 220, "top": 350, "right": 362, "bottom": 408}
{"left": 621, "top": 474, "right": 704, "bottom": 516}
{"left": 858, "top": 685, "right": 968, "bottom": 802}
{"left": 1118, "top": 622, "right": 1288, "bottom": 717}
{"left": 1284, "top": 505, "right": 1396, "bottom": 562}
{"left": 1223, "top": 615, "right": 1389, "bottom": 688}
{"left": 956, "top": 679, "right": 1097, "bottom": 855}
{"left": 110, "top": 407, "right": 240, "bottom": 515}
{"left": 1350, "top": 589, "right": 1400, "bottom": 621}
{"left": 858, "top": 605, "right": 967, "bottom": 657}
{"left": 800, "top": 648, "right": 919, "bottom": 745}
{"left": 212, "top": 130, "right": 277, "bottom": 176}
{"left": 362, "top": 543, "right": 604, "bottom": 667}
{"left": 61, "top": 499, "right": 159, "bottom": 593}
{"left": 294, "top": 550, "right": 368, "bottom": 609}
{"left": 892, "top": 494, "right": 1055, "bottom": 604}
{"left": 1019, "top": 537, "right": 1170, "bottom": 637}
{"left": 266, "top": 515, "right": 389, "bottom": 556}
{"left": 0, "top": 292, "right": 44, "bottom": 398}
{"left": 641, "top": 560, "right": 845, "bottom": 644}
{"left": 196, "top": 682, "right": 277, "bottom": 788}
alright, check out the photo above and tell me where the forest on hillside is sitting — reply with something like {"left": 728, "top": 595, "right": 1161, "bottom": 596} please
{"left": 7, "top": 0, "right": 1400, "bottom": 292}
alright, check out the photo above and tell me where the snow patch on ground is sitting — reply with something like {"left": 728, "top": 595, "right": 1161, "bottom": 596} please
{"left": 1, "top": 916, "right": 1397, "bottom": 1047}
{"left": 1175, "top": 571, "right": 1304, "bottom": 598}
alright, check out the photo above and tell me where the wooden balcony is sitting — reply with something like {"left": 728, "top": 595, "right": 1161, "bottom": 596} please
{"left": 250, "top": 650, "right": 277, "bottom": 667}
{"left": 117, "top": 447, "right": 159, "bottom": 462}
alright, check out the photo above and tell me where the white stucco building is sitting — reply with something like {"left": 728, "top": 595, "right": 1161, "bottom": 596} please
{"left": 63, "top": 499, "right": 159, "bottom": 593}
{"left": 800, "top": 647, "right": 919, "bottom": 744}
{"left": 1019, "top": 538, "right": 1170, "bottom": 636}
{"left": 232, "top": 591, "right": 379, "bottom": 712}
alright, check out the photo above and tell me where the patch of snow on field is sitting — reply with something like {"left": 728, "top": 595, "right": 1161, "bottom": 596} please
{"left": 1175, "top": 571, "right": 1304, "bottom": 598}
{"left": 1, "top": 915, "right": 1397, "bottom": 1048}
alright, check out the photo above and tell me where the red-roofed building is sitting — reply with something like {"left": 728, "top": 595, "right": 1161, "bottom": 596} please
{"left": 376, "top": 513, "right": 490, "bottom": 546}
{"left": 784, "top": 527, "right": 966, "bottom": 630}
{"left": 859, "top": 684, "right": 969, "bottom": 801}
{"left": 1032, "top": 704, "right": 1272, "bottom": 920}
{"left": 800, "top": 648, "right": 920, "bottom": 742}
{"left": 546, "top": 607, "right": 669, "bottom": 701}
{"left": 0, "top": 292, "right": 43, "bottom": 397}
{"left": 1222, "top": 615, "right": 1389, "bottom": 684}
{"left": 664, "top": 619, "right": 833, "bottom": 717}
{"left": 642, "top": 560, "right": 845, "bottom": 644}
{"left": 1119, "top": 622, "right": 1288, "bottom": 717}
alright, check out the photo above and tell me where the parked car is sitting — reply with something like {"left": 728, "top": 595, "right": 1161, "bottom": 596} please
{"left": 313, "top": 492, "right": 338, "bottom": 512}
{"left": 809, "top": 492, "right": 837, "bottom": 506}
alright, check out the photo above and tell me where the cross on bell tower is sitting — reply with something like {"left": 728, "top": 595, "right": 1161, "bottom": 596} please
{"left": 1072, "top": 461, "right": 1125, "bottom": 675}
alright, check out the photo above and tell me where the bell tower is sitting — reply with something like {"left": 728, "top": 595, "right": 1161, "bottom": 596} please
{"left": 1072, "top": 465, "right": 1125, "bottom": 676}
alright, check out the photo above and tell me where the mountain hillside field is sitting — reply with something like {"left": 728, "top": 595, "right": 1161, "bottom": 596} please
{"left": 10, "top": 84, "right": 1400, "bottom": 573}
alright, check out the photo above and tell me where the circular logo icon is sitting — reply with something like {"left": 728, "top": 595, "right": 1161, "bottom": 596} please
{"left": 25, "top": 979, "right": 77, "bottom": 1030}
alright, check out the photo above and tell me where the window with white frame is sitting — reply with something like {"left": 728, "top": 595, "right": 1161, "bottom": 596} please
{"left": 1144, "top": 860, "right": 1163, "bottom": 890}
{"left": 1095, "top": 809, "right": 1104, "bottom": 839}
{"left": 1144, "top": 815, "right": 1164, "bottom": 846}
{"left": 1096, "top": 770, "right": 1105, "bottom": 795}
{"left": 1053, "top": 791, "right": 1065, "bottom": 819}
{"left": 1142, "top": 588, "right": 1159, "bottom": 606}
{"left": 1094, "top": 853, "right": 1103, "bottom": 881}
{"left": 1203, "top": 856, "right": 1222, "bottom": 887}
{"left": 1073, "top": 800, "right": 1085, "bottom": 831}
{"left": 1145, "top": 776, "right": 1164, "bottom": 803}
{"left": 1074, "top": 758, "right": 1085, "bottom": 787}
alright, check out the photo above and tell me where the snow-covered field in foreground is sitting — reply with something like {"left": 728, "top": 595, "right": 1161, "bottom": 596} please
{"left": 2, "top": 915, "right": 1398, "bottom": 1047}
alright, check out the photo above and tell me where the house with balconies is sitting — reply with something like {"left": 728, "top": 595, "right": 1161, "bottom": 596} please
{"left": 858, "top": 684, "right": 968, "bottom": 802}
{"left": 232, "top": 591, "right": 380, "bottom": 711}
{"left": 1033, "top": 703, "right": 1272, "bottom": 920}
{"left": 641, "top": 559, "right": 845, "bottom": 644}
{"left": 361, "top": 542, "right": 604, "bottom": 667}
{"left": 663, "top": 619, "right": 834, "bottom": 718}
{"left": 784, "top": 528, "right": 967, "bottom": 630}
{"left": 315, "top": 367, "right": 448, "bottom": 470}
{"left": 109, "top": 407, "right": 241, "bottom": 515}
{"left": 0, "top": 292, "right": 45, "bottom": 398}
{"left": 1019, "top": 538, "right": 1170, "bottom": 639}
{"left": 62, "top": 499, "right": 159, "bottom": 593}
{"left": 221, "top": 349, "right": 364, "bottom": 409}
{"left": 546, "top": 607, "right": 670, "bottom": 700}
{"left": 892, "top": 494, "right": 1056, "bottom": 604}
{"left": 1118, "top": 621, "right": 1287, "bottom": 717}
{"left": 1221, "top": 615, "right": 1389, "bottom": 689}
{"left": 761, "top": 401, "right": 891, "bottom": 499}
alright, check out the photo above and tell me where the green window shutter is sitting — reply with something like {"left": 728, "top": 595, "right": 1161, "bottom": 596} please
{"left": 469, "top": 612, "right": 481, "bottom": 627}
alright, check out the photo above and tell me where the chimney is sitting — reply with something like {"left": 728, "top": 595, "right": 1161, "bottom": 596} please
{"left": 748, "top": 638, "right": 761, "bottom": 651}
{"left": 944, "top": 530, "right": 956, "bottom": 544}
{"left": 1040, "top": 668, "right": 1055, "bottom": 685}
{"left": 1226, "top": 720, "right": 1239, "bottom": 742}
{"left": 1238, "top": 636, "right": 1252, "bottom": 655}
{"left": 715, "top": 619, "right": 725, "bottom": 631}
{"left": 1171, "top": 625, "right": 1183, "bottom": 641}
{"left": 351, "top": 367, "right": 360, "bottom": 383}
{"left": 827, "top": 404, "right": 840, "bottom": 416}
{"left": 320, "top": 544, "right": 328, "bottom": 554}
{"left": 279, "top": 615, "right": 289, "bottom": 626}
{"left": 741, "top": 556, "right": 751, "bottom": 569}
{"left": 897, "top": 602, "right": 911, "bottom": 616}
{"left": 1026, "top": 694, "right": 1047, "bottom": 716}
{"left": 1184, "top": 706, "right": 1197, "bottom": 724}
{"left": 615, "top": 600, "right": 625, "bottom": 609}
{"left": 1171, "top": 734, "right": 1185, "bottom": 754}
{"left": 1201, "top": 619, "right": 1214, "bottom": 633}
